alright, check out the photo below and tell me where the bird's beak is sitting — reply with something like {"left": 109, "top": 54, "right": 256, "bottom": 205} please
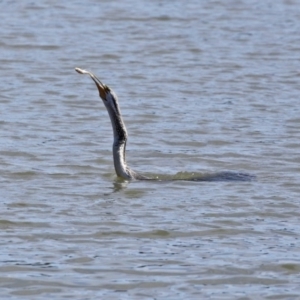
{"left": 91, "top": 76, "right": 106, "bottom": 100}
{"left": 75, "top": 68, "right": 106, "bottom": 100}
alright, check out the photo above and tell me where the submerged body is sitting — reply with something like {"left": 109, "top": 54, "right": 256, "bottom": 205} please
{"left": 75, "top": 68, "right": 254, "bottom": 182}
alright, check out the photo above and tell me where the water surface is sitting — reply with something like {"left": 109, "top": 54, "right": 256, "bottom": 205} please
{"left": 1, "top": 0, "right": 300, "bottom": 298}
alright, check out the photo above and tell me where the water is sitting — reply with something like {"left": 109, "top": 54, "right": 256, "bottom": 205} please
{"left": 1, "top": 0, "right": 300, "bottom": 298}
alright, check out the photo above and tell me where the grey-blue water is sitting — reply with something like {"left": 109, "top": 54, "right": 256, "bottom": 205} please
{"left": 1, "top": 1, "right": 300, "bottom": 299}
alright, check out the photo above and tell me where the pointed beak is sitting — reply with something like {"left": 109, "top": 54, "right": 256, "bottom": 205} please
{"left": 75, "top": 68, "right": 106, "bottom": 100}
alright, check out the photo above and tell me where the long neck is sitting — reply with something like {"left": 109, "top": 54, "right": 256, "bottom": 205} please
{"left": 113, "top": 140, "right": 132, "bottom": 179}
{"left": 106, "top": 104, "right": 135, "bottom": 179}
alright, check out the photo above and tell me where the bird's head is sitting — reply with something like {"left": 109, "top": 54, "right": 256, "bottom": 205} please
{"left": 75, "top": 67, "right": 119, "bottom": 114}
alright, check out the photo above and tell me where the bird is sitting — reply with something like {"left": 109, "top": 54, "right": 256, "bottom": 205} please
{"left": 75, "top": 68, "right": 148, "bottom": 180}
{"left": 75, "top": 68, "right": 254, "bottom": 182}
